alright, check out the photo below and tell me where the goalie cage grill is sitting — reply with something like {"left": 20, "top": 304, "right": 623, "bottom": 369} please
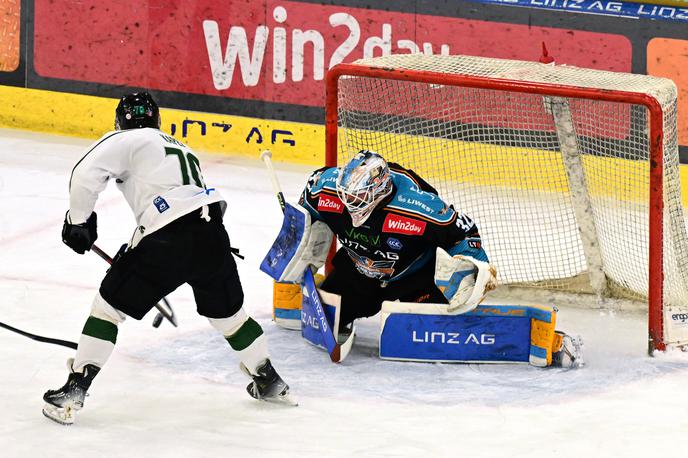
{"left": 325, "top": 54, "right": 688, "bottom": 353}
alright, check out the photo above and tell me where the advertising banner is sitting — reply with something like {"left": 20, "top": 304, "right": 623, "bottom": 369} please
{"left": 33, "top": 0, "right": 631, "bottom": 109}
{"left": 1, "top": 0, "right": 687, "bottom": 162}
{"left": 619, "top": 0, "right": 688, "bottom": 6}
{"left": 471, "top": 0, "right": 688, "bottom": 23}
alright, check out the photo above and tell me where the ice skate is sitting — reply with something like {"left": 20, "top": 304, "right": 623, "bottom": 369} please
{"left": 42, "top": 360, "right": 100, "bottom": 425}
{"left": 242, "top": 359, "right": 297, "bottom": 406}
{"left": 552, "top": 332, "right": 584, "bottom": 369}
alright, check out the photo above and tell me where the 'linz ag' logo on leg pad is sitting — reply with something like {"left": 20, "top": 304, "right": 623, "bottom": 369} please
{"left": 383, "top": 214, "right": 426, "bottom": 235}
{"left": 412, "top": 331, "right": 495, "bottom": 345}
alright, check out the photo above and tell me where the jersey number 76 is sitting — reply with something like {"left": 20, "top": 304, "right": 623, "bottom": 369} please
{"left": 165, "top": 147, "right": 205, "bottom": 188}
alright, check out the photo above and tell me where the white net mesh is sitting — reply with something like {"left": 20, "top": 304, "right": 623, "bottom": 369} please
{"left": 332, "top": 54, "right": 688, "bottom": 345}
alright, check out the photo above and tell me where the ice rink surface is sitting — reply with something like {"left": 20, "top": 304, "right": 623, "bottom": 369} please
{"left": 1, "top": 129, "right": 687, "bottom": 457}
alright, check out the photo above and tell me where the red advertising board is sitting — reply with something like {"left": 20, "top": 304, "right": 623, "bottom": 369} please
{"left": 34, "top": 1, "right": 632, "bottom": 108}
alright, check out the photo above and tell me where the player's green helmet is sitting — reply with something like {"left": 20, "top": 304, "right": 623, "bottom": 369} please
{"left": 336, "top": 150, "right": 393, "bottom": 227}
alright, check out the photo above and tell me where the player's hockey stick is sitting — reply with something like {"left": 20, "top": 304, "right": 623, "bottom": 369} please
{"left": 91, "top": 244, "right": 178, "bottom": 328}
{"left": 260, "top": 150, "right": 354, "bottom": 363}
{"left": 0, "top": 321, "right": 78, "bottom": 349}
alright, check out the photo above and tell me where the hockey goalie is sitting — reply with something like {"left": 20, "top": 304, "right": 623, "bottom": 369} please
{"left": 262, "top": 150, "right": 583, "bottom": 367}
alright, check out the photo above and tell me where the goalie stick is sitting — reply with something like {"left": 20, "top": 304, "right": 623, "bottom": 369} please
{"left": 91, "top": 244, "right": 178, "bottom": 328}
{"left": 260, "top": 150, "right": 354, "bottom": 363}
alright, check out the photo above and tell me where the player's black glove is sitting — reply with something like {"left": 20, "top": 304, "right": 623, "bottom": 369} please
{"left": 62, "top": 211, "right": 98, "bottom": 254}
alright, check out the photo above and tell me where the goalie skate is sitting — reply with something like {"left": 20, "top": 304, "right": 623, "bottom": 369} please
{"left": 42, "top": 361, "right": 100, "bottom": 425}
{"left": 241, "top": 359, "right": 298, "bottom": 406}
{"left": 552, "top": 332, "right": 584, "bottom": 369}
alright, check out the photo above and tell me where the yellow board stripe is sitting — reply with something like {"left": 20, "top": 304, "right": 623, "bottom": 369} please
{"left": 342, "top": 127, "right": 688, "bottom": 207}
{"left": 0, "top": 85, "right": 326, "bottom": 165}
{"left": 3, "top": 85, "right": 688, "bottom": 208}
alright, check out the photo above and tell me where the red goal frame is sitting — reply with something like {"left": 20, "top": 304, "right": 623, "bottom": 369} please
{"left": 325, "top": 62, "right": 666, "bottom": 353}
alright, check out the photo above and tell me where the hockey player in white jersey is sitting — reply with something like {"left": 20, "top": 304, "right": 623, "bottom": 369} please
{"left": 43, "top": 92, "right": 293, "bottom": 425}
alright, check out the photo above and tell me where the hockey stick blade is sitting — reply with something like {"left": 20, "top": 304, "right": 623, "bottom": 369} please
{"left": 91, "top": 244, "right": 178, "bottom": 328}
{"left": 0, "top": 321, "right": 78, "bottom": 349}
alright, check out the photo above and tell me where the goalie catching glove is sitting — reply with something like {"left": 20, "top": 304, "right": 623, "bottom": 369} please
{"left": 434, "top": 238, "right": 497, "bottom": 314}
{"left": 260, "top": 202, "right": 333, "bottom": 283}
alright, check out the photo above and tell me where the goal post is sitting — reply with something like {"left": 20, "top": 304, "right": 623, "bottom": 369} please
{"left": 325, "top": 54, "right": 688, "bottom": 353}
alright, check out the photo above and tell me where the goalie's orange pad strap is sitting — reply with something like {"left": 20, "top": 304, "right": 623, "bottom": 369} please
{"left": 273, "top": 275, "right": 325, "bottom": 328}
{"left": 551, "top": 331, "right": 564, "bottom": 353}
{"left": 273, "top": 282, "right": 302, "bottom": 310}
{"left": 529, "top": 305, "right": 557, "bottom": 367}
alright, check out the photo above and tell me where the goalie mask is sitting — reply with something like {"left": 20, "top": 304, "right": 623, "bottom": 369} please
{"left": 115, "top": 92, "right": 161, "bottom": 130}
{"left": 336, "top": 150, "right": 393, "bottom": 227}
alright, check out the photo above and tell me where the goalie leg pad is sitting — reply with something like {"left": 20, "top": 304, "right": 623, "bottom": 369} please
{"left": 300, "top": 281, "right": 340, "bottom": 352}
{"left": 379, "top": 301, "right": 561, "bottom": 366}
{"left": 260, "top": 202, "right": 333, "bottom": 283}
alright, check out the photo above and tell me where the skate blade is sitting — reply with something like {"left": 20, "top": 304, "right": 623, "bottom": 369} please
{"left": 251, "top": 386, "right": 299, "bottom": 407}
{"left": 261, "top": 392, "right": 299, "bottom": 407}
{"left": 42, "top": 403, "right": 75, "bottom": 425}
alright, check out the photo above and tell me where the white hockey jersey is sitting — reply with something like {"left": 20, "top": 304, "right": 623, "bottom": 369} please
{"left": 68, "top": 128, "right": 225, "bottom": 243}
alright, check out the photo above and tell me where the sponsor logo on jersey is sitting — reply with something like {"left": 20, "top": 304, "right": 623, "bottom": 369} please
{"left": 153, "top": 196, "right": 169, "bottom": 213}
{"left": 340, "top": 240, "right": 399, "bottom": 260}
{"left": 397, "top": 195, "right": 434, "bottom": 213}
{"left": 344, "top": 228, "right": 380, "bottom": 247}
{"left": 322, "top": 174, "right": 337, "bottom": 185}
{"left": 317, "top": 195, "right": 344, "bottom": 213}
{"left": 467, "top": 239, "right": 481, "bottom": 249}
{"left": 386, "top": 237, "right": 403, "bottom": 250}
{"left": 344, "top": 247, "right": 396, "bottom": 279}
{"left": 383, "top": 214, "right": 426, "bottom": 235}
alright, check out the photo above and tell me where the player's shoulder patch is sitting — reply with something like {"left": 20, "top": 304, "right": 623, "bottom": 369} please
{"left": 306, "top": 166, "right": 339, "bottom": 196}
{"left": 385, "top": 172, "right": 456, "bottom": 225}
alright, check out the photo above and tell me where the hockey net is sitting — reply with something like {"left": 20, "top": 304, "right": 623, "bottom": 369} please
{"left": 325, "top": 54, "right": 688, "bottom": 352}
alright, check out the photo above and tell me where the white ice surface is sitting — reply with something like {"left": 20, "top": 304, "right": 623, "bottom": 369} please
{"left": 1, "top": 129, "right": 688, "bottom": 457}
